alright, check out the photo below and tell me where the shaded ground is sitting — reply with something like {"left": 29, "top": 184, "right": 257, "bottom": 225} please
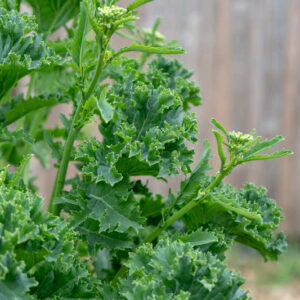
{"left": 226, "top": 241, "right": 300, "bottom": 299}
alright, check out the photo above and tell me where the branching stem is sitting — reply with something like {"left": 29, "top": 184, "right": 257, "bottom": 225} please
{"left": 48, "top": 47, "right": 106, "bottom": 215}
{"left": 112, "top": 159, "right": 236, "bottom": 284}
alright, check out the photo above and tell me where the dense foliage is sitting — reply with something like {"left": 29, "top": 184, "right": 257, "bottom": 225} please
{"left": 0, "top": 0, "right": 292, "bottom": 299}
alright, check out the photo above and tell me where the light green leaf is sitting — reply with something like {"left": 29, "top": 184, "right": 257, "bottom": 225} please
{"left": 72, "top": 2, "right": 90, "bottom": 75}
{"left": 114, "top": 43, "right": 185, "bottom": 58}
{"left": 96, "top": 89, "right": 114, "bottom": 123}
{"left": 211, "top": 118, "right": 229, "bottom": 138}
{"left": 243, "top": 136, "right": 287, "bottom": 158}
{"left": 213, "top": 130, "right": 226, "bottom": 169}
{"left": 179, "top": 229, "right": 218, "bottom": 246}
{"left": 127, "top": 0, "right": 153, "bottom": 11}
{"left": 242, "top": 149, "right": 293, "bottom": 162}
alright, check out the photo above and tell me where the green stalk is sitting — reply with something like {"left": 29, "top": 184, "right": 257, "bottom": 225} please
{"left": 112, "top": 160, "right": 236, "bottom": 284}
{"left": 48, "top": 48, "right": 106, "bottom": 215}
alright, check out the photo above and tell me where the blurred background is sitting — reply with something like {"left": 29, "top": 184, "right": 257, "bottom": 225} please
{"left": 30, "top": 1, "right": 300, "bottom": 299}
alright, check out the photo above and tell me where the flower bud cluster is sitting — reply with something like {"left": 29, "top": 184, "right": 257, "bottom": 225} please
{"left": 96, "top": 5, "right": 127, "bottom": 36}
{"left": 227, "top": 131, "right": 254, "bottom": 153}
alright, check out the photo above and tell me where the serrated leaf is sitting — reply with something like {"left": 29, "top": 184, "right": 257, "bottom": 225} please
{"left": 0, "top": 128, "right": 33, "bottom": 143}
{"left": 0, "top": 180, "right": 101, "bottom": 299}
{"left": 0, "top": 253, "right": 37, "bottom": 300}
{"left": 77, "top": 57, "right": 198, "bottom": 185}
{"left": 242, "top": 135, "right": 284, "bottom": 159}
{"left": 0, "top": 94, "right": 67, "bottom": 126}
{"left": 87, "top": 182, "right": 143, "bottom": 233}
{"left": 0, "top": 8, "right": 62, "bottom": 100}
{"left": 183, "top": 181, "right": 287, "bottom": 261}
{"left": 147, "top": 56, "right": 202, "bottom": 110}
{"left": 26, "top": 0, "right": 80, "bottom": 33}
{"left": 120, "top": 239, "right": 250, "bottom": 299}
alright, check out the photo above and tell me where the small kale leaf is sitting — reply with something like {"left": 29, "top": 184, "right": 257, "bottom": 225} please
{"left": 0, "top": 8, "right": 62, "bottom": 100}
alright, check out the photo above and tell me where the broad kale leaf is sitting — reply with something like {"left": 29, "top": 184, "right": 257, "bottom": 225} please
{"left": 26, "top": 0, "right": 80, "bottom": 33}
{"left": 116, "top": 239, "right": 250, "bottom": 300}
{"left": 76, "top": 57, "right": 198, "bottom": 186}
{"left": 0, "top": 93, "right": 67, "bottom": 126}
{"left": 57, "top": 176, "right": 145, "bottom": 253}
{"left": 182, "top": 179, "right": 286, "bottom": 261}
{"left": 0, "top": 8, "right": 61, "bottom": 100}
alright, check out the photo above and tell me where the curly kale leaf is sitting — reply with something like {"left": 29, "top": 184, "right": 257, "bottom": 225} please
{"left": 183, "top": 180, "right": 286, "bottom": 261}
{"left": 0, "top": 177, "right": 101, "bottom": 299}
{"left": 116, "top": 239, "right": 249, "bottom": 300}
{"left": 76, "top": 58, "right": 198, "bottom": 186}
{"left": 26, "top": 0, "right": 80, "bottom": 33}
{"left": 147, "top": 56, "right": 202, "bottom": 110}
{"left": 56, "top": 176, "right": 144, "bottom": 253}
{"left": 0, "top": 8, "right": 62, "bottom": 99}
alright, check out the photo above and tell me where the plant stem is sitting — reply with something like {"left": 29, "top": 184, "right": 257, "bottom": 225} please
{"left": 48, "top": 49, "right": 106, "bottom": 215}
{"left": 112, "top": 160, "right": 236, "bottom": 284}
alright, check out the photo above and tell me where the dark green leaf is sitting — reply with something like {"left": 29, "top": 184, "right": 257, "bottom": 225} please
{"left": 0, "top": 94, "right": 67, "bottom": 126}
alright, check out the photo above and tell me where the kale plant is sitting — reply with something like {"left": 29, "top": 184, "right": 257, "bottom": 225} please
{"left": 0, "top": 1, "right": 292, "bottom": 299}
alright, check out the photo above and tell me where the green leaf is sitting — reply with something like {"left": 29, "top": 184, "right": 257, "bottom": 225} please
{"left": 0, "top": 9, "right": 62, "bottom": 100}
{"left": 241, "top": 136, "right": 293, "bottom": 162}
{"left": 179, "top": 228, "right": 218, "bottom": 247}
{"left": 58, "top": 177, "right": 144, "bottom": 252}
{"left": 72, "top": 2, "right": 90, "bottom": 75}
{"left": 114, "top": 43, "right": 185, "bottom": 58}
{"left": 76, "top": 57, "right": 198, "bottom": 185}
{"left": 0, "top": 253, "right": 37, "bottom": 300}
{"left": 26, "top": 0, "right": 80, "bottom": 33}
{"left": 0, "top": 93, "right": 67, "bottom": 126}
{"left": 147, "top": 56, "right": 202, "bottom": 110}
{"left": 0, "top": 128, "right": 33, "bottom": 143}
{"left": 177, "top": 140, "right": 212, "bottom": 203}
{"left": 0, "top": 179, "right": 101, "bottom": 299}
{"left": 183, "top": 181, "right": 287, "bottom": 261}
{"left": 127, "top": 0, "right": 153, "bottom": 11}
{"left": 96, "top": 89, "right": 114, "bottom": 123}
{"left": 213, "top": 130, "right": 226, "bottom": 169}
{"left": 211, "top": 118, "right": 229, "bottom": 138}
{"left": 119, "top": 239, "right": 250, "bottom": 299}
